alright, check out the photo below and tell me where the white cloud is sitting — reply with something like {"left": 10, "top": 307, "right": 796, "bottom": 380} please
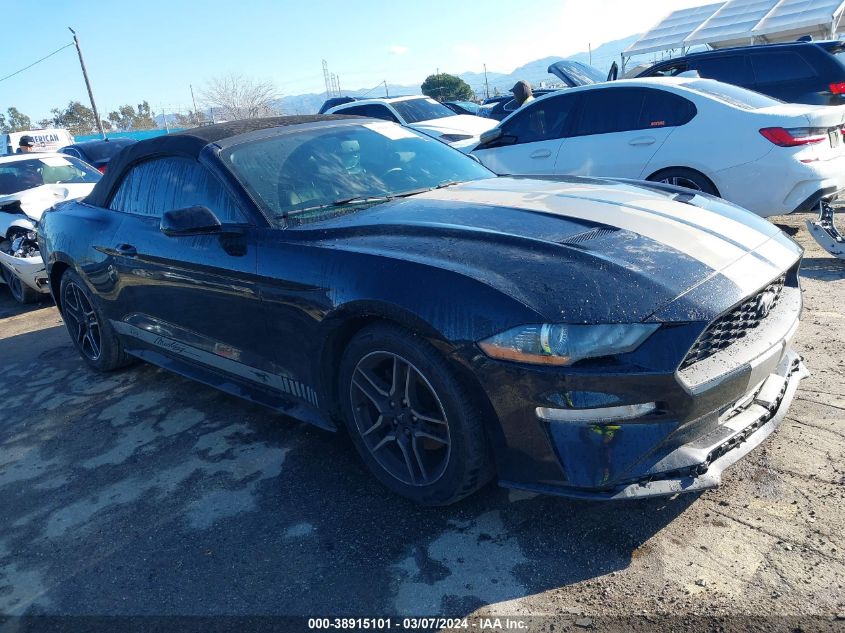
{"left": 389, "top": 45, "right": 409, "bottom": 55}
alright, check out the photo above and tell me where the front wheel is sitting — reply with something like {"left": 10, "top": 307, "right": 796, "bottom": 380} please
{"left": 339, "top": 323, "right": 493, "bottom": 505}
{"left": 59, "top": 269, "right": 133, "bottom": 372}
{"left": 647, "top": 168, "right": 719, "bottom": 196}
{"left": 1, "top": 265, "right": 40, "bottom": 304}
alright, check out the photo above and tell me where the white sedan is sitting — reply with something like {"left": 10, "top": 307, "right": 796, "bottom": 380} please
{"left": 472, "top": 77, "right": 845, "bottom": 217}
{"left": 327, "top": 96, "right": 496, "bottom": 152}
{"left": 0, "top": 153, "right": 100, "bottom": 302}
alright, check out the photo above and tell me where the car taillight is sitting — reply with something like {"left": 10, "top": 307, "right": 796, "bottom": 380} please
{"left": 97, "top": 165, "right": 107, "bottom": 174}
{"left": 759, "top": 127, "right": 827, "bottom": 147}
{"left": 830, "top": 82, "right": 845, "bottom": 94}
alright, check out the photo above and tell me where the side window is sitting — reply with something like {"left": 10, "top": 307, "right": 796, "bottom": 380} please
{"left": 691, "top": 56, "right": 754, "bottom": 86}
{"left": 501, "top": 94, "right": 579, "bottom": 144}
{"left": 751, "top": 52, "right": 816, "bottom": 84}
{"left": 647, "top": 62, "right": 688, "bottom": 77}
{"left": 573, "top": 89, "right": 647, "bottom": 136}
{"left": 109, "top": 157, "right": 245, "bottom": 222}
{"left": 639, "top": 89, "right": 697, "bottom": 128}
{"left": 61, "top": 148, "right": 82, "bottom": 159}
{"left": 338, "top": 104, "right": 399, "bottom": 123}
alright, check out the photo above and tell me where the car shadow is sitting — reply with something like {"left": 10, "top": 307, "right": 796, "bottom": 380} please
{"left": 800, "top": 256, "right": 845, "bottom": 281}
{"left": 0, "top": 325, "right": 699, "bottom": 618}
{"left": 0, "top": 286, "right": 53, "bottom": 318}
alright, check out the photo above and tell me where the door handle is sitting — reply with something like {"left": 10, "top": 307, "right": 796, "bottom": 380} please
{"left": 115, "top": 243, "right": 137, "bottom": 257}
{"left": 629, "top": 137, "right": 656, "bottom": 146}
{"left": 530, "top": 149, "right": 552, "bottom": 158}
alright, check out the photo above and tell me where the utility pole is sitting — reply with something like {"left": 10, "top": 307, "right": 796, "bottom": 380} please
{"left": 190, "top": 84, "right": 199, "bottom": 125}
{"left": 384, "top": 80, "right": 389, "bottom": 97}
{"left": 483, "top": 63, "right": 490, "bottom": 99}
{"left": 161, "top": 104, "right": 169, "bottom": 132}
{"left": 68, "top": 27, "right": 105, "bottom": 139}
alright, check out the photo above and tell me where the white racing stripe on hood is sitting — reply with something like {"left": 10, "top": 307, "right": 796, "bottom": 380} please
{"left": 418, "top": 183, "right": 788, "bottom": 293}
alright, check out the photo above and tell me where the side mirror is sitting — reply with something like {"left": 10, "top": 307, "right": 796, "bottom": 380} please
{"left": 479, "top": 128, "right": 503, "bottom": 146}
{"left": 160, "top": 205, "right": 223, "bottom": 236}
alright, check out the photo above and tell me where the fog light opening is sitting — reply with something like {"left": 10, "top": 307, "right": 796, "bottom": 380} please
{"left": 536, "top": 402, "right": 658, "bottom": 423}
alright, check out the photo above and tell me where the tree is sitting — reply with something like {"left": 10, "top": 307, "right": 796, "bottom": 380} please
{"left": 47, "top": 101, "right": 104, "bottom": 136}
{"left": 0, "top": 107, "right": 32, "bottom": 133}
{"left": 420, "top": 73, "right": 474, "bottom": 102}
{"left": 172, "top": 110, "right": 207, "bottom": 128}
{"left": 199, "top": 73, "right": 280, "bottom": 120}
{"left": 107, "top": 101, "right": 156, "bottom": 131}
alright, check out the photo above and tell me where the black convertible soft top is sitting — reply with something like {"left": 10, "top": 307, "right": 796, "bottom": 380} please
{"left": 84, "top": 115, "right": 355, "bottom": 208}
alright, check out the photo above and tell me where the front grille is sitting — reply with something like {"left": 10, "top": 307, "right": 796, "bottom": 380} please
{"left": 680, "top": 274, "right": 786, "bottom": 370}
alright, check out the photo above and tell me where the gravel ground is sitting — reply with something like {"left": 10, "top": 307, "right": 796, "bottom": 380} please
{"left": 0, "top": 211, "right": 843, "bottom": 632}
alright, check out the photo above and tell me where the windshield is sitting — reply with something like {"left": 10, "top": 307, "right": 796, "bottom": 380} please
{"left": 223, "top": 121, "right": 494, "bottom": 226}
{"left": 0, "top": 156, "right": 101, "bottom": 195}
{"left": 391, "top": 98, "right": 455, "bottom": 123}
{"left": 685, "top": 79, "right": 783, "bottom": 109}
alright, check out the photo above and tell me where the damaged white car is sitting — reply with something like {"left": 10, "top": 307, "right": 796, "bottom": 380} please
{"left": 0, "top": 153, "right": 101, "bottom": 303}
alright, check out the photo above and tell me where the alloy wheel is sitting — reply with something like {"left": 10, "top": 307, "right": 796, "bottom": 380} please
{"left": 349, "top": 351, "right": 451, "bottom": 486}
{"left": 62, "top": 281, "right": 102, "bottom": 361}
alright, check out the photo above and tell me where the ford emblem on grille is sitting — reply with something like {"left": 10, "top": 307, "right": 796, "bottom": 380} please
{"left": 756, "top": 290, "right": 777, "bottom": 319}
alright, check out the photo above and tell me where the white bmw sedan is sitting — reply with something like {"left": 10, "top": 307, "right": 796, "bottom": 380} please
{"left": 472, "top": 77, "right": 845, "bottom": 217}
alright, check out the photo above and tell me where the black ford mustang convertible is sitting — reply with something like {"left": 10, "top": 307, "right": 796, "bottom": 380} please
{"left": 39, "top": 115, "right": 807, "bottom": 505}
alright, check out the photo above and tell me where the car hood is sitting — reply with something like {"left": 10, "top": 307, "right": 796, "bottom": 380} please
{"left": 411, "top": 114, "right": 497, "bottom": 137}
{"left": 299, "top": 176, "right": 801, "bottom": 323}
{"left": 0, "top": 183, "right": 96, "bottom": 221}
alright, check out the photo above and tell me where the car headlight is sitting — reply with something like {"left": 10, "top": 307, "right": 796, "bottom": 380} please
{"left": 478, "top": 323, "right": 660, "bottom": 366}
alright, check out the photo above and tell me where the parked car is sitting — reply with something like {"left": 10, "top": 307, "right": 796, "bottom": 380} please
{"left": 59, "top": 138, "right": 137, "bottom": 173}
{"left": 40, "top": 115, "right": 806, "bottom": 505}
{"left": 479, "top": 90, "right": 557, "bottom": 121}
{"left": 326, "top": 95, "right": 496, "bottom": 151}
{"left": 472, "top": 77, "right": 845, "bottom": 217}
{"left": 0, "top": 153, "right": 100, "bottom": 302}
{"left": 635, "top": 40, "right": 845, "bottom": 106}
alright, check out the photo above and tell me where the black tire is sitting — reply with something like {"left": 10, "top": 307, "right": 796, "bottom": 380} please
{"left": 59, "top": 269, "right": 133, "bottom": 372}
{"left": 647, "top": 167, "right": 719, "bottom": 196}
{"left": 339, "top": 323, "right": 493, "bottom": 505}
{"left": 1, "top": 264, "right": 40, "bottom": 304}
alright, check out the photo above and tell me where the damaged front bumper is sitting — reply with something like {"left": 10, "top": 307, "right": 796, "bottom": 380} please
{"left": 498, "top": 350, "right": 808, "bottom": 501}
{"left": 0, "top": 251, "right": 49, "bottom": 293}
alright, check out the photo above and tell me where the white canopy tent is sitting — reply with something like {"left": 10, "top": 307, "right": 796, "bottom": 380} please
{"left": 623, "top": 0, "right": 845, "bottom": 69}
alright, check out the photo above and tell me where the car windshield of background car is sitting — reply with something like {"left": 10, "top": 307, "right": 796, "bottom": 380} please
{"left": 0, "top": 156, "right": 100, "bottom": 194}
{"left": 391, "top": 98, "right": 456, "bottom": 123}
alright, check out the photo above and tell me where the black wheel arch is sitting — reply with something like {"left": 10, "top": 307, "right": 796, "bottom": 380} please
{"left": 317, "top": 304, "right": 505, "bottom": 475}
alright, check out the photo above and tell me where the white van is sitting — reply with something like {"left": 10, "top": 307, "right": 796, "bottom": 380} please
{"left": 1, "top": 129, "right": 74, "bottom": 155}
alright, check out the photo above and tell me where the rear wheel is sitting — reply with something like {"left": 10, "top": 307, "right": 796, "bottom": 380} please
{"left": 59, "top": 269, "right": 133, "bottom": 371}
{"left": 648, "top": 168, "right": 718, "bottom": 196}
{"left": 339, "top": 323, "right": 493, "bottom": 505}
{"left": 1, "top": 264, "right": 40, "bottom": 304}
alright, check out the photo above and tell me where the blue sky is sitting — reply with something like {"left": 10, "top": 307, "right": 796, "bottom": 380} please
{"left": 1, "top": 0, "right": 704, "bottom": 121}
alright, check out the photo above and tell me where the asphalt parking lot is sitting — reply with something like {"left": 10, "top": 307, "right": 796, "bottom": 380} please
{"left": 1, "top": 211, "right": 844, "bottom": 632}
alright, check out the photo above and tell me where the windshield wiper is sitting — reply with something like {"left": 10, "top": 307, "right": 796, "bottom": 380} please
{"left": 390, "top": 180, "right": 465, "bottom": 199}
{"left": 278, "top": 195, "right": 393, "bottom": 223}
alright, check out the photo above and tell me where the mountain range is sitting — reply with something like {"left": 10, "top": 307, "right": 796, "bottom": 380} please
{"left": 153, "top": 33, "right": 640, "bottom": 125}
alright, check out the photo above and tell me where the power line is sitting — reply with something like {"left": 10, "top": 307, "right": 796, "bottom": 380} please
{"left": 0, "top": 42, "right": 74, "bottom": 84}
